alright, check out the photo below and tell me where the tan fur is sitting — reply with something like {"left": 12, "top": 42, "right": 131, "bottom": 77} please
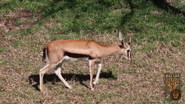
{"left": 44, "top": 40, "right": 130, "bottom": 62}
{"left": 39, "top": 32, "right": 131, "bottom": 93}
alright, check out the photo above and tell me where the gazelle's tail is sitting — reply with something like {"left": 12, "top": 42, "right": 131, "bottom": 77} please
{"left": 42, "top": 48, "right": 47, "bottom": 63}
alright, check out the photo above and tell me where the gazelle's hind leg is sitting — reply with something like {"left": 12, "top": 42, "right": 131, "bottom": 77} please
{"left": 93, "top": 62, "right": 102, "bottom": 85}
{"left": 39, "top": 64, "right": 57, "bottom": 93}
{"left": 55, "top": 67, "right": 72, "bottom": 89}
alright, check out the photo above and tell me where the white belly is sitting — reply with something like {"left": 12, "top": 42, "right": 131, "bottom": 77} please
{"left": 63, "top": 56, "right": 89, "bottom": 62}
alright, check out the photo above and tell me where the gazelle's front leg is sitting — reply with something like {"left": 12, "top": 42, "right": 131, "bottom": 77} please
{"left": 93, "top": 63, "right": 102, "bottom": 85}
{"left": 54, "top": 56, "right": 72, "bottom": 89}
{"left": 89, "top": 59, "right": 95, "bottom": 91}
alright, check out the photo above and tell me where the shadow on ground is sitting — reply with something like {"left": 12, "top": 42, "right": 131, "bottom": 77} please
{"left": 28, "top": 71, "right": 117, "bottom": 91}
{"left": 151, "top": 0, "right": 185, "bottom": 16}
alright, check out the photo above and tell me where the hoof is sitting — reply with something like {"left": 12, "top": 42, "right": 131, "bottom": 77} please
{"left": 91, "top": 88, "right": 94, "bottom": 91}
{"left": 68, "top": 86, "right": 72, "bottom": 89}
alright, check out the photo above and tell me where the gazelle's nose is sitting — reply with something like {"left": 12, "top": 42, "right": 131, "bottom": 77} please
{"left": 126, "top": 50, "right": 131, "bottom": 61}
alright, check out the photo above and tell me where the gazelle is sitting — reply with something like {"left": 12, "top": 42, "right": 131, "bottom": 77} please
{"left": 39, "top": 32, "right": 131, "bottom": 92}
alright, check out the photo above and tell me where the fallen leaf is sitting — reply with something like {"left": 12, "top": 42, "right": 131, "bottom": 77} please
{"left": 58, "top": 30, "right": 64, "bottom": 34}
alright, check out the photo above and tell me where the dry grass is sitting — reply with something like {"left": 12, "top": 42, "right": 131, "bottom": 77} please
{"left": 0, "top": 1, "right": 185, "bottom": 104}
{"left": 1, "top": 30, "right": 185, "bottom": 103}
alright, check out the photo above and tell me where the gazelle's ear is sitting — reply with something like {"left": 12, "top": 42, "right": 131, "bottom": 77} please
{"left": 128, "top": 33, "right": 132, "bottom": 45}
{"left": 119, "top": 31, "right": 124, "bottom": 48}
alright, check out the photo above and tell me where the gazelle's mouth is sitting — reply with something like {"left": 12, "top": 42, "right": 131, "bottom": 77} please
{"left": 126, "top": 58, "right": 131, "bottom": 61}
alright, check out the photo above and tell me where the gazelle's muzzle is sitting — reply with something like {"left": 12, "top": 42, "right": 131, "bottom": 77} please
{"left": 127, "top": 50, "right": 131, "bottom": 60}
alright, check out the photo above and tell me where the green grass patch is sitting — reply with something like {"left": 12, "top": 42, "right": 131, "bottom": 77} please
{"left": 100, "top": 93, "right": 114, "bottom": 99}
{"left": 13, "top": 20, "right": 27, "bottom": 26}
{"left": 13, "top": 41, "right": 22, "bottom": 48}
{"left": 0, "top": 59, "right": 7, "bottom": 65}
{"left": 0, "top": 46, "right": 6, "bottom": 53}
{"left": 1, "top": 0, "right": 184, "bottom": 44}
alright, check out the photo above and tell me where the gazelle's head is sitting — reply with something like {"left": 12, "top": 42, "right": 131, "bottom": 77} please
{"left": 118, "top": 32, "right": 132, "bottom": 60}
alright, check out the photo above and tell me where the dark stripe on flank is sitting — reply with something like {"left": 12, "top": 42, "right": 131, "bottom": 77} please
{"left": 64, "top": 51, "right": 93, "bottom": 59}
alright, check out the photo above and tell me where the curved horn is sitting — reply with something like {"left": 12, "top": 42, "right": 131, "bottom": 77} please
{"left": 119, "top": 32, "right": 124, "bottom": 48}
{"left": 128, "top": 33, "right": 132, "bottom": 45}
{"left": 119, "top": 31, "right": 123, "bottom": 41}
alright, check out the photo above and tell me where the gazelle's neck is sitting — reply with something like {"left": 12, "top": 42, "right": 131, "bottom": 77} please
{"left": 100, "top": 44, "right": 121, "bottom": 57}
